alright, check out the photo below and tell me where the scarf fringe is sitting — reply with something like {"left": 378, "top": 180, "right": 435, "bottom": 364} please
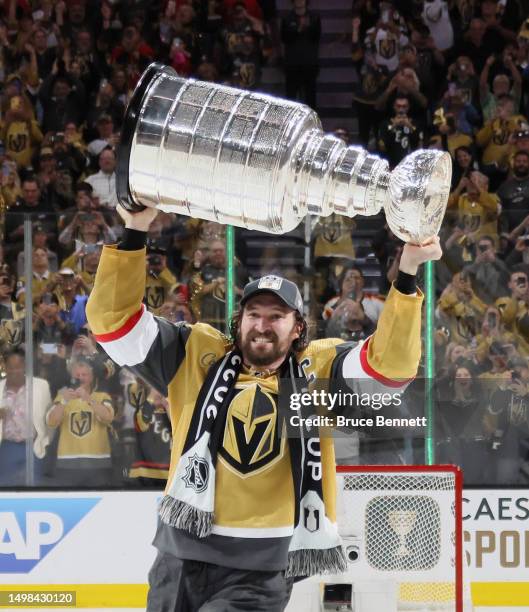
{"left": 158, "top": 495, "right": 213, "bottom": 538}
{"left": 286, "top": 545, "right": 348, "bottom": 578}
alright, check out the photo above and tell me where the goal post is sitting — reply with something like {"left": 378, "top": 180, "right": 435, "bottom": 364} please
{"left": 287, "top": 464, "right": 469, "bottom": 612}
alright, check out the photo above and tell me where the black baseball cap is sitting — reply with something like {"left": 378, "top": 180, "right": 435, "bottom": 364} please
{"left": 240, "top": 275, "right": 304, "bottom": 316}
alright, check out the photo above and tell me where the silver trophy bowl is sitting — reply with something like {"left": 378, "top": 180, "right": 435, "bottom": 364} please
{"left": 117, "top": 63, "right": 451, "bottom": 243}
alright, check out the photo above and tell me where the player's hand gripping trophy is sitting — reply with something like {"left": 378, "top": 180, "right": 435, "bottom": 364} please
{"left": 117, "top": 63, "right": 451, "bottom": 244}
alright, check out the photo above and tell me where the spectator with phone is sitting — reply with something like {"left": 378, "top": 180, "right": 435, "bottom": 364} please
{"left": 450, "top": 145, "right": 480, "bottom": 190}
{"left": 438, "top": 270, "right": 487, "bottom": 344}
{"left": 145, "top": 240, "right": 178, "bottom": 314}
{"left": 496, "top": 269, "right": 529, "bottom": 355}
{"left": 60, "top": 211, "right": 116, "bottom": 255}
{"left": 222, "top": 1, "right": 264, "bottom": 58}
{"left": 447, "top": 171, "right": 500, "bottom": 248}
{"left": 440, "top": 86, "right": 481, "bottom": 137}
{"left": 476, "top": 94, "right": 528, "bottom": 188}
{"left": 190, "top": 238, "right": 248, "bottom": 330}
{"left": 50, "top": 130, "right": 87, "bottom": 184}
{"left": 325, "top": 297, "right": 375, "bottom": 342}
{"left": 70, "top": 324, "right": 120, "bottom": 397}
{"left": 497, "top": 151, "right": 529, "bottom": 232}
{"left": 322, "top": 265, "right": 384, "bottom": 325}
{"left": 475, "top": 306, "right": 519, "bottom": 364}
{"left": 375, "top": 67, "right": 428, "bottom": 128}
{"left": 158, "top": 295, "right": 193, "bottom": 324}
{"left": 464, "top": 235, "right": 511, "bottom": 303}
{"left": 480, "top": 341, "right": 513, "bottom": 383}
{"left": 58, "top": 181, "right": 97, "bottom": 238}
{"left": 430, "top": 110, "right": 474, "bottom": 157}
{"left": 33, "top": 291, "right": 74, "bottom": 345}
{"left": 377, "top": 96, "right": 421, "bottom": 168}
{"left": 46, "top": 356, "right": 115, "bottom": 487}
{"left": 64, "top": 122, "right": 88, "bottom": 155}
{"left": 486, "top": 356, "right": 529, "bottom": 484}
{"left": 504, "top": 226, "right": 529, "bottom": 268}
{"left": 16, "top": 246, "right": 56, "bottom": 307}
{"left": 435, "top": 360, "right": 490, "bottom": 484}
{"left": 0, "top": 348, "right": 53, "bottom": 486}
{"left": 408, "top": 21, "right": 445, "bottom": 102}
{"left": 36, "top": 338, "right": 69, "bottom": 399}
{"left": 61, "top": 244, "right": 103, "bottom": 293}
{"left": 52, "top": 268, "right": 88, "bottom": 334}
{"left": 446, "top": 56, "right": 480, "bottom": 109}
{"left": 480, "top": 53, "right": 522, "bottom": 122}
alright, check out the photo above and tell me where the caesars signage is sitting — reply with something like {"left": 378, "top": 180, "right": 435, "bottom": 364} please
{"left": 463, "top": 491, "right": 529, "bottom": 576}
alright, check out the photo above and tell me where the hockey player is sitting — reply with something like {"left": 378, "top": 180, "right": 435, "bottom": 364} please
{"left": 86, "top": 205, "right": 442, "bottom": 611}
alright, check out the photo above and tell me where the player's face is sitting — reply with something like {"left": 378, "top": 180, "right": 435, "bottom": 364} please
{"left": 240, "top": 294, "right": 300, "bottom": 368}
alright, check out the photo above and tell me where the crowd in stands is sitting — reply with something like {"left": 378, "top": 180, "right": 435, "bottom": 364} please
{"left": 0, "top": 0, "right": 528, "bottom": 489}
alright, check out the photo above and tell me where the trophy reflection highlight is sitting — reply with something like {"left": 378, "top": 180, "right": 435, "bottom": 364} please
{"left": 117, "top": 63, "right": 452, "bottom": 244}
{"left": 388, "top": 510, "right": 417, "bottom": 558}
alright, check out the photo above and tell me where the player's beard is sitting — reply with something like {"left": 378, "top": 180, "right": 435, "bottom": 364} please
{"left": 240, "top": 330, "right": 291, "bottom": 368}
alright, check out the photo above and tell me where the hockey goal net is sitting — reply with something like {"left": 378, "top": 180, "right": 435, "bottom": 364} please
{"left": 287, "top": 465, "right": 467, "bottom": 612}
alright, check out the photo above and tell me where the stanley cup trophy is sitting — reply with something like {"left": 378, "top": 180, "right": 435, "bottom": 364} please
{"left": 117, "top": 63, "right": 452, "bottom": 243}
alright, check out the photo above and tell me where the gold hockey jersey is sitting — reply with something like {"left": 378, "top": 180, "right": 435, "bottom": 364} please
{"left": 86, "top": 245, "right": 423, "bottom": 569}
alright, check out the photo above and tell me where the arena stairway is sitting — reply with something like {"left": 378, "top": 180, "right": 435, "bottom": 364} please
{"left": 261, "top": 0, "right": 358, "bottom": 135}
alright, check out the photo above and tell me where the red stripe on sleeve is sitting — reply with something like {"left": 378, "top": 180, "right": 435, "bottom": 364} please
{"left": 94, "top": 305, "right": 145, "bottom": 343}
{"left": 359, "top": 337, "right": 413, "bottom": 388}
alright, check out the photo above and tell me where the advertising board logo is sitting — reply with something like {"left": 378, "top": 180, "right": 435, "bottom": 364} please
{"left": 0, "top": 498, "right": 100, "bottom": 573}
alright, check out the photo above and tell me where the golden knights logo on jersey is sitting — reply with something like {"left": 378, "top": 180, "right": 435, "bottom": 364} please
{"left": 219, "top": 383, "right": 285, "bottom": 477}
{"left": 379, "top": 34, "right": 396, "bottom": 60}
{"left": 70, "top": 410, "right": 92, "bottom": 437}
{"left": 8, "top": 131, "right": 28, "bottom": 153}
{"left": 145, "top": 286, "right": 165, "bottom": 310}
{"left": 127, "top": 382, "right": 148, "bottom": 410}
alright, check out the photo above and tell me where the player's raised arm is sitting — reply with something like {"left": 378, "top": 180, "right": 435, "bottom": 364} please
{"left": 86, "top": 206, "right": 192, "bottom": 395}
{"left": 341, "top": 237, "right": 442, "bottom": 386}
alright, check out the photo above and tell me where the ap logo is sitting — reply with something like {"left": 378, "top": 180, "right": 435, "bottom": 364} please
{"left": 0, "top": 498, "right": 100, "bottom": 573}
